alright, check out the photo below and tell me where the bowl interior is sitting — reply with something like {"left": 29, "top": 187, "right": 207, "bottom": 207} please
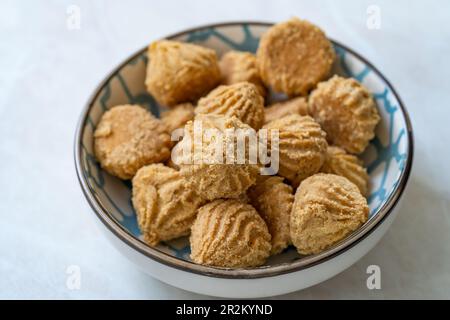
{"left": 78, "top": 23, "right": 410, "bottom": 269}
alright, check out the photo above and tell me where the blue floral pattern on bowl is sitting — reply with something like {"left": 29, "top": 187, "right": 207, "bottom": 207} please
{"left": 79, "top": 23, "right": 410, "bottom": 264}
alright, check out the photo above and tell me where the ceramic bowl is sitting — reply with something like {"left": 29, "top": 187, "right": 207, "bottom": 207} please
{"left": 74, "top": 22, "right": 413, "bottom": 298}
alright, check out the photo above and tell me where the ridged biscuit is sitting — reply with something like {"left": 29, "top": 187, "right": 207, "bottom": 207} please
{"left": 190, "top": 199, "right": 271, "bottom": 268}
{"left": 196, "top": 82, "right": 265, "bottom": 130}
{"left": 264, "top": 97, "right": 309, "bottom": 124}
{"left": 290, "top": 173, "right": 369, "bottom": 255}
{"left": 175, "top": 114, "right": 259, "bottom": 201}
{"left": 145, "top": 40, "right": 221, "bottom": 106}
{"left": 257, "top": 18, "right": 335, "bottom": 96}
{"left": 308, "top": 75, "right": 380, "bottom": 154}
{"left": 219, "top": 51, "right": 266, "bottom": 97}
{"left": 321, "top": 146, "right": 369, "bottom": 195}
{"left": 161, "top": 102, "right": 195, "bottom": 133}
{"left": 263, "top": 114, "right": 328, "bottom": 187}
{"left": 132, "top": 164, "right": 203, "bottom": 246}
{"left": 248, "top": 176, "right": 294, "bottom": 254}
{"left": 94, "top": 105, "right": 171, "bottom": 179}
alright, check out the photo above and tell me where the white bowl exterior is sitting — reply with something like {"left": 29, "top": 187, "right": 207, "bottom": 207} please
{"left": 96, "top": 197, "right": 402, "bottom": 298}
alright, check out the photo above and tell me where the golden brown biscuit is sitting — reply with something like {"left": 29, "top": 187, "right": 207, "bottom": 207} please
{"left": 248, "top": 176, "right": 293, "bottom": 255}
{"left": 264, "top": 97, "right": 309, "bottom": 124}
{"left": 308, "top": 75, "right": 380, "bottom": 154}
{"left": 161, "top": 102, "right": 195, "bottom": 133}
{"left": 94, "top": 105, "right": 171, "bottom": 179}
{"left": 175, "top": 114, "right": 259, "bottom": 201}
{"left": 290, "top": 173, "right": 369, "bottom": 255}
{"left": 190, "top": 199, "right": 271, "bottom": 268}
{"left": 196, "top": 82, "right": 265, "bottom": 130}
{"left": 263, "top": 114, "right": 328, "bottom": 187}
{"left": 219, "top": 51, "right": 266, "bottom": 97}
{"left": 145, "top": 40, "right": 221, "bottom": 106}
{"left": 321, "top": 146, "right": 369, "bottom": 196}
{"left": 132, "top": 164, "right": 203, "bottom": 246}
{"left": 256, "top": 18, "right": 335, "bottom": 96}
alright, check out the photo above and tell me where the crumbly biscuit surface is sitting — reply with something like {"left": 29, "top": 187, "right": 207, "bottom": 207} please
{"left": 196, "top": 82, "right": 265, "bottom": 130}
{"left": 145, "top": 40, "right": 221, "bottom": 106}
{"left": 290, "top": 173, "right": 369, "bottom": 255}
{"left": 263, "top": 114, "right": 328, "bottom": 187}
{"left": 132, "top": 164, "right": 203, "bottom": 246}
{"left": 309, "top": 75, "right": 380, "bottom": 154}
{"left": 219, "top": 51, "right": 266, "bottom": 97}
{"left": 161, "top": 102, "right": 195, "bottom": 133}
{"left": 190, "top": 199, "right": 271, "bottom": 268}
{"left": 175, "top": 114, "right": 259, "bottom": 201}
{"left": 94, "top": 105, "right": 171, "bottom": 179}
{"left": 264, "top": 97, "right": 309, "bottom": 124}
{"left": 257, "top": 18, "right": 335, "bottom": 96}
{"left": 321, "top": 146, "right": 369, "bottom": 195}
{"left": 248, "top": 176, "right": 293, "bottom": 254}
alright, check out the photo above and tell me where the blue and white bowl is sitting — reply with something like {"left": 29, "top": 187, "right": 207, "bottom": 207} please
{"left": 74, "top": 22, "right": 413, "bottom": 298}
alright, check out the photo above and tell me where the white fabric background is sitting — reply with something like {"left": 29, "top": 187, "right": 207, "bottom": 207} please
{"left": 1, "top": 0, "right": 449, "bottom": 299}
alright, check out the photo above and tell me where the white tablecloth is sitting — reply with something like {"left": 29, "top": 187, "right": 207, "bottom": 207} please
{"left": 1, "top": 0, "right": 449, "bottom": 299}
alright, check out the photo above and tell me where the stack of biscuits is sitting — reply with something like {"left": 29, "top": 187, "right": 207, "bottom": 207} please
{"left": 93, "top": 18, "right": 380, "bottom": 269}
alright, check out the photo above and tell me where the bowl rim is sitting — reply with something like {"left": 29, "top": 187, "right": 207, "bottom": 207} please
{"left": 74, "top": 21, "right": 414, "bottom": 279}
